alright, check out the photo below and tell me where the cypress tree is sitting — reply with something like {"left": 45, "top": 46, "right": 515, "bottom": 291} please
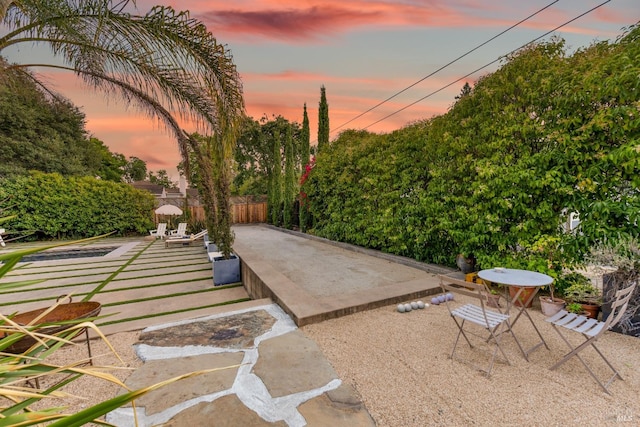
{"left": 301, "top": 103, "right": 310, "bottom": 167}
{"left": 317, "top": 85, "right": 329, "bottom": 152}
{"left": 269, "top": 124, "right": 283, "bottom": 226}
{"left": 299, "top": 104, "right": 311, "bottom": 231}
{"left": 283, "top": 124, "right": 296, "bottom": 229}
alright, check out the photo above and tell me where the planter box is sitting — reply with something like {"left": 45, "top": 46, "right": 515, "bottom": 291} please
{"left": 601, "top": 273, "right": 640, "bottom": 337}
{"left": 212, "top": 253, "right": 241, "bottom": 286}
{"left": 207, "top": 242, "right": 219, "bottom": 252}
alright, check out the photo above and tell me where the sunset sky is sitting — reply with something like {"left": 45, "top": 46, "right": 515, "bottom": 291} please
{"left": 5, "top": 0, "right": 639, "bottom": 179}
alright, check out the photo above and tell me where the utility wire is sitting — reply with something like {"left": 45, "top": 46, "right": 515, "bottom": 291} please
{"left": 361, "top": 0, "right": 611, "bottom": 131}
{"left": 330, "top": 0, "right": 560, "bottom": 136}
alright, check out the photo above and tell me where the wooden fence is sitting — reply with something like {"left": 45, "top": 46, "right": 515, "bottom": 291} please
{"left": 231, "top": 201, "right": 268, "bottom": 223}
{"left": 187, "top": 199, "right": 267, "bottom": 224}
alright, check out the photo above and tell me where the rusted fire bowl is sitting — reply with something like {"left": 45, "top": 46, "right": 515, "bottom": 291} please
{"left": 2, "top": 301, "right": 101, "bottom": 354}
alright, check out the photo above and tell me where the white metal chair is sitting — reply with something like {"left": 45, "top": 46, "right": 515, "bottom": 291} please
{"left": 545, "top": 281, "right": 637, "bottom": 394}
{"left": 169, "top": 222, "right": 188, "bottom": 238}
{"left": 149, "top": 223, "right": 167, "bottom": 239}
{"left": 439, "top": 274, "right": 515, "bottom": 376}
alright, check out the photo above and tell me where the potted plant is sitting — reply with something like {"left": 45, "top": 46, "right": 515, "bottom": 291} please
{"left": 566, "top": 302, "right": 586, "bottom": 315}
{"left": 564, "top": 273, "right": 602, "bottom": 319}
{"left": 539, "top": 282, "right": 566, "bottom": 317}
{"left": 456, "top": 253, "right": 476, "bottom": 274}
{"left": 540, "top": 270, "right": 579, "bottom": 317}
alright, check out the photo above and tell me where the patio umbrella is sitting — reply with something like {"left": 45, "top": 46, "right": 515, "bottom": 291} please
{"left": 155, "top": 205, "right": 183, "bottom": 216}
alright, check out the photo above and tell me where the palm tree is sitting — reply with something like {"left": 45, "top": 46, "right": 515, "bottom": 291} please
{"left": 0, "top": 0, "right": 245, "bottom": 257}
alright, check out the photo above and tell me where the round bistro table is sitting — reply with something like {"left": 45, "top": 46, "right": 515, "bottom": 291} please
{"left": 478, "top": 268, "right": 553, "bottom": 360}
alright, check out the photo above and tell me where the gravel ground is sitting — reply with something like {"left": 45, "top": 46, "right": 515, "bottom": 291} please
{"left": 31, "top": 295, "right": 640, "bottom": 427}
{"left": 302, "top": 296, "right": 640, "bottom": 427}
{"left": 30, "top": 330, "right": 142, "bottom": 426}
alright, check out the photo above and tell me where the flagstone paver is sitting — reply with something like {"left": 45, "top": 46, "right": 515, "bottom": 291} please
{"left": 161, "top": 396, "right": 288, "bottom": 427}
{"left": 123, "top": 352, "right": 245, "bottom": 415}
{"left": 107, "top": 304, "right": 374, "bottom": 427}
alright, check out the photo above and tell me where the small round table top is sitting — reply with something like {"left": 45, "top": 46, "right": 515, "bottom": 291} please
{"left": 478, "top": 268, "right": 553, "bottom": 287}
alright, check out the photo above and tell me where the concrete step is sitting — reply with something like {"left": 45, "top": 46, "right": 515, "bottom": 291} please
{"left": 95, "top": 298, "right": 270, "bottom": 336}
{"left": 95, "top": 286, "right": 250, "bottom": 331}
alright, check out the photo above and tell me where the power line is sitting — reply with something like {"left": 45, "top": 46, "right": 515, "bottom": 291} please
{"left": 361, "top": 0, "right": 612, "bottom": 132}
{"left": 330, "top": 0, "right": 560, "bottom": 136}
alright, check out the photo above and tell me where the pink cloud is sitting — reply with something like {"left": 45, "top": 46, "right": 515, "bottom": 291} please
{"left": 194, "top": 1, "right": 467, "bottom": 42}
{"left": 198, "top": 5, "right": 381, "bottom": 42}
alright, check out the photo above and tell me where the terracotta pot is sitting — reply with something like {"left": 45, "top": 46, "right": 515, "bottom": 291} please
{"left": 508, "top": 286, "right": 535, "bottom": 308}
{"left": 540, "top": 296, "right": 565, "bottom": 317}
{"left": 486, "top": 293, "right": 501, "bottom": 308}
{"left": 581, "top": 302, "right": 601, "bottom": 319}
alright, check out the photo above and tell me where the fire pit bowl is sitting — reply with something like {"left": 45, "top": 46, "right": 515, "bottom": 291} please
{"left": 2, "top": 300, "right": 101, "bottom": 354}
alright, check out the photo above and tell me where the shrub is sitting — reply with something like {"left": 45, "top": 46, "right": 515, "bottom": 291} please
{"left": 0, "top": 172, "right": 155, "bottom": 239}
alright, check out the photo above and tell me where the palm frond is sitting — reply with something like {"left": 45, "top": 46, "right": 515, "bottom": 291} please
{"left": 1, "top": 1, "right": 244, "bottom": 139}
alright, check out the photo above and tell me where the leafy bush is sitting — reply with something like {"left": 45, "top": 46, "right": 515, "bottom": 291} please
{"left": 303, "top": 25, "right": 640, "bottom": 270}
{"left": 0, "top": 172, "right": 155, "bottom": 239}
{"left": 556, "top": 272, "right": 594, "bottom": 301}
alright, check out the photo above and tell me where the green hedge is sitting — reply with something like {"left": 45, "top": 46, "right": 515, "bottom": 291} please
{"left": 0, "top": 172, "right": 155, "bottom": 239}
{"left": 303, "top": 25, "right": 640, "bottom": 275}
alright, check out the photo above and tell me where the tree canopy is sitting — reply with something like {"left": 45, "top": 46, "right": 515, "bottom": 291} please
{"left": 0, "top": 62, "right": 101, "bottom": 177}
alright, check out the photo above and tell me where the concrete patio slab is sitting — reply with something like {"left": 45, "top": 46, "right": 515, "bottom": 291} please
{"left": 234, "top": 225, "right": 448, "bottom": 326}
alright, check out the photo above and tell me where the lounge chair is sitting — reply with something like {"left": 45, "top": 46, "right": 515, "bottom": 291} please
{"left": 149, "top": 223, "right": 167, "bottom": 239}
{"left": 0, "top": 228, "right": 5, "bottom": 247}
{"left": 169, "top": 222, "right": 188, "bottom": 238}
{"left": 165, "top": 229, "right": 207, "bottom": 248}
